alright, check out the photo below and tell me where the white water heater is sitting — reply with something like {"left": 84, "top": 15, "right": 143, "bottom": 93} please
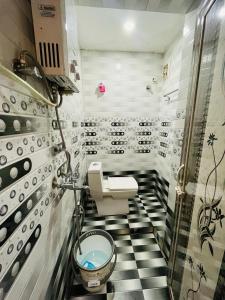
{"left": 31, "top": 0, "right": 79, "bottom": 93}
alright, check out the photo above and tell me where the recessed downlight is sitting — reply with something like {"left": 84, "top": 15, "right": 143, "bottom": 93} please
{"left": 219, "top": 5, "right": 225, "bottom": 18}
{"left": 116, "top": 63, "right": 121, "bottom": 70}
{"left": 123, "top": 21, "right": 135, "bottom": 33}
{"left": 183, "top": 26, "right": 190, "bottom": 37}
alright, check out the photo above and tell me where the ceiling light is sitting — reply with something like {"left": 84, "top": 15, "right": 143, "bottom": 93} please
{"left": 219, "top": 5, "right": 225, "bottom": 18}
{"left": 116, "top": 63, "right": 121, "bottom": 70}
{"left": 183, "top": 26, "right": 190, "bottom": 37}
{"left": 123, "top": 21, "right": 135, "bottom": 33}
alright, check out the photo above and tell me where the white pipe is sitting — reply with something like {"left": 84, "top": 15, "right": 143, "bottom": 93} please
{"left": 0, "top": 63, "right": 56, "bottom": 107}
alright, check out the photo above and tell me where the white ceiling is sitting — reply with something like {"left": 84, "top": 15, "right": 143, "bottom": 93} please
{"left": 75, "top": 0, "right": 198, "bottom": 14}
{"left": 76, "top": 6, "right": 184, "bottom": 53}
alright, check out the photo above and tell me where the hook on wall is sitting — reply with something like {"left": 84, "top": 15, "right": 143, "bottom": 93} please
{"left": 163, "top": 88, "right": 179, "bottom": 102}
{"left": 164, "top": 95, "right": 171, "bottom": 102}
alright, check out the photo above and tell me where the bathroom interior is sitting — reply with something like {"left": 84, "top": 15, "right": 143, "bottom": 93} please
{"left": 0, "top": 0, "right": 225, "bottom": 299}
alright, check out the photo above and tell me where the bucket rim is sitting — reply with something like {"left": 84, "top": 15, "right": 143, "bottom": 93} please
{"left": 74, "top": 229, "right": 115, "bottom": 272}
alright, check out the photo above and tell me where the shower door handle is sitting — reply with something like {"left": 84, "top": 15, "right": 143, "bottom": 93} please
{"left": 176, "top": 164, "right": 184, "bottom": 184}
{"left": 169, "top": 164, "right": 186, "bottom": 286}
{"left": 175, "top": 164, "right": 185, "bottom": 198}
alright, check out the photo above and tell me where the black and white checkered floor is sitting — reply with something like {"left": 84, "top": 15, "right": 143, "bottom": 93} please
{"left": 70, "top": 193, "right": 170, "bottom": 300}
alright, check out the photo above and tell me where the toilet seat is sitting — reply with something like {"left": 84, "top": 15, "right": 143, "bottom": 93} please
{"left": 88, "top": 162, "right": 138, "bottom": 215}
{"left": 103, "top": 177, "right": 138, "bottom": 199}
{"left": 107, "top": 177, "right": 138, "bottom": 191}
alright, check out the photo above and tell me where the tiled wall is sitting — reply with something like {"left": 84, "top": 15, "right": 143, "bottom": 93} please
{"left": 155, "top": 35, "right": 184, "bottom": 212}
{"left": 0, "top": 1, "right": 86, "bottom": 300}
{"left": 155, "top": 10, "right": 198, "bottom": 265}
{"left": 80, "top": 39, "right": 189, "bottom": 211}
{"left": 81, "top": 50, "right": 162, "bottom": 172}
{"left": 157, "top": 37, "right": 183, "bottom": 172}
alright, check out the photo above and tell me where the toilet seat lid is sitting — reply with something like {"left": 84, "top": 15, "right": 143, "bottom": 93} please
{"left": 108, "top": 177, "right": 138, "bottom": 191}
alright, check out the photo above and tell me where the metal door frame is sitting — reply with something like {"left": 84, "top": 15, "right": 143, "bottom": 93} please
{"left": 168, "top": 0, "right": 218, "bottom": 297}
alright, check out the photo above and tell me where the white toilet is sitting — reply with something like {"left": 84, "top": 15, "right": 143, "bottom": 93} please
{"left": 88, "top": 162, "right": 138, "bottom": 215}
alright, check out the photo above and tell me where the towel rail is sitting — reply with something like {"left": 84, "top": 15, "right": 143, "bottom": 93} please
{"left": 163, "top": 88, "right": 179, "bottom": 97}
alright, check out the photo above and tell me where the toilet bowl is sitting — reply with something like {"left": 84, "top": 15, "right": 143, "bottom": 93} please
{"left": 88, "top": 162, "right": 138, "bottom": 215}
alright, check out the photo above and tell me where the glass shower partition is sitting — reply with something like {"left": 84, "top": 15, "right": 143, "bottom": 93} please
{"left": 168, "top": 0, "right": 225, "bottom": 299}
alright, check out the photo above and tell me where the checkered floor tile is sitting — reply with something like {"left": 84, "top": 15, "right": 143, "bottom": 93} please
{"left": 70, "top": 194, "right": 170, "bottom": 300}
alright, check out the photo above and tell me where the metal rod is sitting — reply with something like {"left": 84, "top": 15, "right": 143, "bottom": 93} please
{"left": 73, "top": 189, "right": 82, "bottom": 255}
{"left": 163, "top": 89, "right": 179, "bottom": 97}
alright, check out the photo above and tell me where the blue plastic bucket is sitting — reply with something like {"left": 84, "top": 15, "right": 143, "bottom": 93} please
{"left": 74, "top": 230, "right": 117, "bottom": 292}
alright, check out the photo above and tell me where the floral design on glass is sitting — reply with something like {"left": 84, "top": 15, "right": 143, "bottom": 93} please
{"left": 184, "top": 256, "right": 207, "bottom": 300}
{"left": 197, "top": 130, "right": 225, "bottom": 256}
